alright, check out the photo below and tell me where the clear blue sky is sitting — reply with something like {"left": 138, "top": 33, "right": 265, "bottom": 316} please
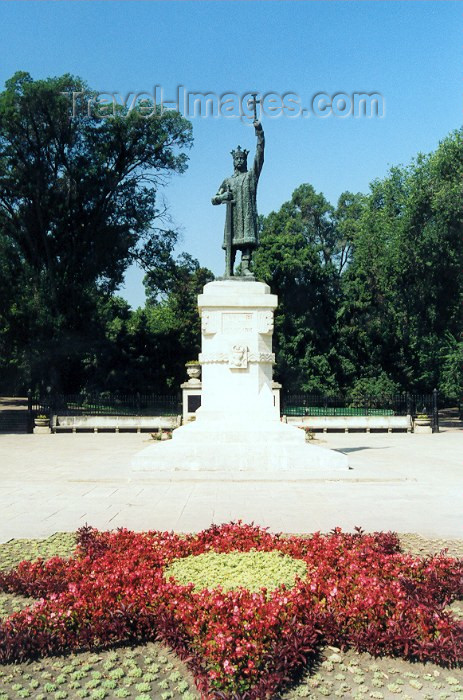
{"left": 1, "top": 1, "right": 461, "bottom": 307}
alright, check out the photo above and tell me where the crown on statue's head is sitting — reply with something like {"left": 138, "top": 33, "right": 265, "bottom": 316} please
{"left": 230, "top": 145, "right": 249, "bottom": 160}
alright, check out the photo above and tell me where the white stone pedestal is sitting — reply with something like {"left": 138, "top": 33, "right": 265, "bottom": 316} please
{"left": 132, "top": 280, "right": 348, "bottom": 475}
{"left": 414, "top": 418, "right": 432, "bottom": 434}
{"left": 198, "top": 279, "right": 278, "bottom": 423}
{"left": 33, "top": 426, "right": 52, "bottom": 434}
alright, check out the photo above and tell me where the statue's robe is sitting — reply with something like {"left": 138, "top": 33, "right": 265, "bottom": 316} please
{"left": 214, "top": 130, "right": 264, "bottom": 251}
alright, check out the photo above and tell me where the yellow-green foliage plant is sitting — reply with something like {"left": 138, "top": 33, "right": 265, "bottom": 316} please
{"left": 164, "top": 549, "right": 308, "bottom": 593}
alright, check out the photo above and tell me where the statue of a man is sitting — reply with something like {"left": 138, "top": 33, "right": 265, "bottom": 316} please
{"left": 212, "top": 120, "right": 264, "bottom": 278}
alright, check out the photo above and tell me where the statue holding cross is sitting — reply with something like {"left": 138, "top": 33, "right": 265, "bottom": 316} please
{"left": 211, "top": 96, "right": 264, "bottom": 278}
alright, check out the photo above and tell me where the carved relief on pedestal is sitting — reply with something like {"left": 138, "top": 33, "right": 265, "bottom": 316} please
{"left": 198, "top": 352, "right": 229, "bottom": 364}
{"left": 257, "top": 310, "right": 274, "bottom": 334}
{"left": 201, "top": 311, "right": 220, "bottom": 335}
{"left": 229, "top": 344, "right": 248, "bottom": 369}
{"left": 248, "top": 352, "right": 275, "bottom": 364}
{"left": 199, "top": 350, "right": 275, "bottom": 366}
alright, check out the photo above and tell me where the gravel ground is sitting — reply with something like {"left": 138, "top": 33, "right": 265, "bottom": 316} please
{"left": 0, "top": 532, "right": 462, "bottom": 700}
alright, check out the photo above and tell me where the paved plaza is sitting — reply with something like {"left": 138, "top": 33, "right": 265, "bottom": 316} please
{"left": 0, "top": 429, "right": 461, "bottom": 542}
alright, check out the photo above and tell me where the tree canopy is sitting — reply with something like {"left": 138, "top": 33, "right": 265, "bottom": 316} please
{"left": 338, "top": 129, "right": 463, "bottom": 396}
{"left": 80, "top": 253, "right": 213, "bottom": 394}
{"left": 0, "top": 72, "right": 461, "bottom": 400}
{"left": 0, "top": 71, "right": 193, "bottom": 392}
{"left": 255, "top": 129, "right": 463, "bottom": 398}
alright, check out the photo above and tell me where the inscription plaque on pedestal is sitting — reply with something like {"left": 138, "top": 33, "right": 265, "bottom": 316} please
{"left": 222, "top": 312, "right": 254, "bottom": 334}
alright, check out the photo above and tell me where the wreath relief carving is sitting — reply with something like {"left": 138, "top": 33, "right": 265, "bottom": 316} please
{"left": 229, "top": 344, "right": 248, "bottom": 369}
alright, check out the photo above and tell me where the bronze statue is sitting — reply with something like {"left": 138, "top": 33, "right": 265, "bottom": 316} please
{"left": 212, "top": 119, "right": 264, "bottom": 278}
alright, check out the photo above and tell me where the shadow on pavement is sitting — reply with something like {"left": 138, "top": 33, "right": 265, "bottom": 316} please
{"left": 338, "top": 446, "right": 391, "bottom": 454}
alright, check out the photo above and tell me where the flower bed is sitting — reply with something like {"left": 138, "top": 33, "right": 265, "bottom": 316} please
{"left": 0, "top": 522, "right": 462, "bottom": 699}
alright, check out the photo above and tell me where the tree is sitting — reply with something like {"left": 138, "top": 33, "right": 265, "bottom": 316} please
{"left": 78, "top": 253, "right": 213, "bottom": 394}
{"left": 254, "top": 131, "right": 462, "bottom": 397}
{"left": 143, "top": 253, "right": 214, "bottom": 390}
{"left": 253, "top": 184, "right": 347, "bottom": 393}
{"left": 438, "top": 332, "right": 463, "bottom": 401}
{"left": 333, "top": 191, "right": 366, "bottom": 274}
{"left": 0, "top": 71, "right": 192, "bottom": 392}
{"left": 338, "top": 129, "right": 463, "bottom": 394}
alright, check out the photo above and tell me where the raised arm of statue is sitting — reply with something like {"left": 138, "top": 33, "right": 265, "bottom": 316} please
{"left": 211, "top": 181, "right": 232, "bottom": 206}
{"left": 252, "top": 120, "right": 265, "bottom": 180}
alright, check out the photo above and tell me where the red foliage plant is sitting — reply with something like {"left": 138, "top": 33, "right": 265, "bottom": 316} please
{"left": 0, "top": 522, "right": 462, "bottom": 699}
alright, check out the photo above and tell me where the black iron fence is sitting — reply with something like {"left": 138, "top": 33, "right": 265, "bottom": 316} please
{"left": 281, "top": 390, "right": 440, "bottom": 432}
{"left": 27, "top": 391, "right": 181, "bottom": 431}
{"left": 27, "top": 388, "right": 442, "bottom": 433}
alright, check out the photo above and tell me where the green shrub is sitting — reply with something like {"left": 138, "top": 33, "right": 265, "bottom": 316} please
{"left": 164, "top": 549, "right": 307, "bottom": 593}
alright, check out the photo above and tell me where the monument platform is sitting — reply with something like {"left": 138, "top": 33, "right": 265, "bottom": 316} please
{"left": 132, "top": 280, "right": 348, "bottom": 475}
